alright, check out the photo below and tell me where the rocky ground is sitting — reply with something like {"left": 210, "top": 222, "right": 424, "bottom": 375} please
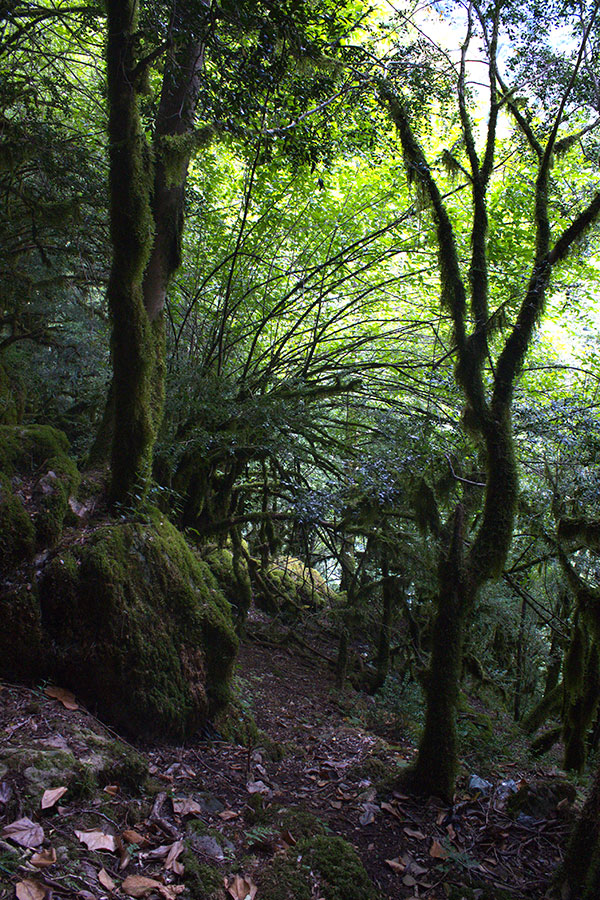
{"left": 0, "top": 615, "right": 580, "bottom": 900}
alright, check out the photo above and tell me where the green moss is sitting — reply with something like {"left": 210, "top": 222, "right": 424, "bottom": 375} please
{"left": 0, "top": 585, "right": 45, "bottom": 682}
{"left": 0, "top": 362, "right": 18, "bottom": 424}
{"left": 180, "top": 849, "right": 223, "bottom": 899}
{"left": 260, "top": 836, "right": 378, "bottom": 900}
{"left": 0, "top": 424, "right": 71, "bottom": 475}
{"left": 259, "top": 851, "right": 312, "bottom": 900}
{"left": 275, "top": 808, "right": 327, "bottom": 841}
{"left": 205, "top": 545, "right": 252, "bottom": 625}
{"left": 300, "top": 835, "right": 378, "bottom": 900}
{"left": 34, "top": 513, "right": 237, "bottom": 740}
{"left": 0, "top": 424, "right": 79, "bottom": 549}
{"left": 0, "top": 473, "right": 35, "bottom": 571}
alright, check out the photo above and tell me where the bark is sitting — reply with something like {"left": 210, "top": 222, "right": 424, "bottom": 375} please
{"left": 410, "top": 507, "right": 468, "bottom": 800}
{"left": 105, "top": 0, "right": 156, "bottom": 504}
{"left": 100, "top": 1, "right": 208, "bottom": 503}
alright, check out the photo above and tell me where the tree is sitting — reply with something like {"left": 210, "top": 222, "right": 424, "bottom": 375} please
{"left": 376, "top": 0, "right": 600, "bottom": 798}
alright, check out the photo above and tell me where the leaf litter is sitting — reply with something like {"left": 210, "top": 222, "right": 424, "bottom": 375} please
{"left": 0, "top": 618, "right": 578, "bottom": 900}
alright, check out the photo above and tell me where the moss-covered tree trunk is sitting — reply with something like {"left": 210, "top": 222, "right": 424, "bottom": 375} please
{"left": 105, "top": 0, "right": 156, "bottom": 504}
{"left": 410, "top": 507, "right": 469, "bottom": 798}
{"left": 559, "top": 759, "right": 600, "bottom": 899}
{"left": 103, "top": 1, "right": 206, "bottom": 504}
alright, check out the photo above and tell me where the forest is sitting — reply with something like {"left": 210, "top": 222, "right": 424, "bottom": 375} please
{"left": 1, "top": 0, "right": 600, "bottom": 898}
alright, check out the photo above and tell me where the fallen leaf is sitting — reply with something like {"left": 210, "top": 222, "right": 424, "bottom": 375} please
{"left": 218, "top": 810, "right": 238, "bottom": 821}
{"left": 78, "top": 892, "right": 97, "bottom": 900}
{"left": 0, "top": 782, "right": 13, "bottom": 804}
{"left": 15, "top": 880, "right": 46, "bottom": 900}
{"left": 381, "top": 802, "right": 402, "bottom": 820}
{"left": 99, "top": 869, "right": 116, "bottom": 892}
{"left": 279, "top": 829, "right": 296, "bottom": 846}
{"left": 225, "top": 874, "right": 258, "bottom": 900}
{"left": 402, "top": 874, "right": 417, "bottom": 887}
{"left": 429, "top": 839, "right": 449, "bottom": 859}
{"left": 359, "top": 803, "right": 378, "bottom": 826}
{"left": 164, "top": 840, "right": 184, "bottom": 872}
{"left": 403, "top": 827, "right": 426, "bottom": 840}
{"left": 122, "top": 829, "right": 147, "bottom": 845}
{"left": 121, "top": 875, "right": 163, "bottom": 898}
{"left": 104, "top": 785, "right": 119, "bottom": 796}
{"left": 44, "top": 686, "right": 78, "bottom": 710}
{"left": 385, "top": 858, "right": 405, "bottom": 873}
{"left": 75, "top": 829, "right": 117, "bottom": 852}
{"left": 246, "top": 780, "right": 271, "bottom": 796}
{"left": 156, "top": 887, "right": 185, "bottom": 900}
{"left": 172, "top": 796, "right": 203, "bottom": 816}
{"left": 144, "top": 845, "right": 171, "bottom": 860}
{"left": 3, "top": 817, "right": 45, "bottom": 848}
{"left": 41, "top": 786, "right": 68, "bottom": 809}
{"left": 31, "top": 847, "right": 57, "bottom": 868}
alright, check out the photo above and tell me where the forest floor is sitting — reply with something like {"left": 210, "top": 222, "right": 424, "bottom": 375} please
{"left": 0, "top": 609, "right": 580, "bottom": 900}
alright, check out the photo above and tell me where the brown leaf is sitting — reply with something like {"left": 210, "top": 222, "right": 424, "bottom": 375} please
{"left": 218, "top": 810, "right": 238, "bottom": 821}
{"left": 3, "top": 817, "right": 45, "bottom": 848}
{"left": 121, "top": 875, "right": 163, "bottom": 898}
{"left": 122, "top": 829, "right": 148, "bottom": 846}
{"left": 15, "top": 880, "right": 47, "bottom": 900}
{"left": 44, "top": 686, "right": 78, "bottom": 710}
{"left": 41, "top": 786, "right": 68, "bottom": 809}
{"left": 98, "top": 869, "right": 116, "bottom": 892}
{"left": 156, "top": 887, "right": 185, "bottom": 900}
{"left": 429, "top": 839, "right": 449, "bottom": 859}
{"left": 75, "top": 829, "right": 117, "bottom": 852}
{"left": 403, "top": 827, "right": 426, "bottom": 840}
{"left": 225, "top": 874, "right": 258, "bottom": 900}
{"left": 385, "top": 858, "right": 405, "bottom": 873}
{"left": 402, "top": 874, "right": 417, "bottom": 887}
{"left": 164, "top": 840, "right": 184, "bottom": 872}
{"left": 30, "top": 847, "right": 57, "bottom": 868}
{"left": 104, "top": 785, "right": 119, "bottom": 796}
{"left": 172, "top": 796, "right": 203, "bottom": 816}
{"left": 246, "top": 780, "right": 270, "bottom": 796}
{"left": 381, "top": 802, "right": 403, "bottom": 820}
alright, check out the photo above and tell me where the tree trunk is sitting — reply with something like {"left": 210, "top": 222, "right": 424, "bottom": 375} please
{"left": 101, "top": 3, "right": 207, "bottom": 503}
{"left": 371, "top": 547, "right": 395, "bottom": 693}
{"left": 410, "top": 506, "right": 468, "bottom": 800}
{"left": 105, "top": 0, "right": 156, "bottom": 504}
{"left": 558, "top": 759, "right": 600, "bottom": 899}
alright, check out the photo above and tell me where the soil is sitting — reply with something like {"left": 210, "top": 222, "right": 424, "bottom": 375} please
{"left": 0, "top": 611, "right": 576, "bottom": 900}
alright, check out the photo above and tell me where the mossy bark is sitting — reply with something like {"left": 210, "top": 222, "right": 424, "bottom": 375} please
{"left": 560, "top": 760, "right": 600, "bottom": 899}
{"left": 410, "top": 507, "right": 469, "bottom": 800}
{"left": 100, "top": 5, "right": 207, "bottom": 502}
{"left": 105, "top": 0, "right": 156, "bottom": 504}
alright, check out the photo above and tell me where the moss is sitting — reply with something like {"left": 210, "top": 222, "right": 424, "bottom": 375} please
{"left": 254, "top": 556, "right": 335, "bottom": 618}
{"left": 0, "top": 585, "right": 46, "bottom": 682}
{"left": 259, "top": 851, "right": 312, "bottom": 900}
{"left": 205, "top": 545, "right": 252, "bottom": 625}
{"left": 0, "top": 424, "right": 79, "bottom": 549}
{"left": 0, "top": 474, "right": 36, "bottom": 571}
{"left": 300, "top": 835, "right": 378, "bottom": 900}
{"left": 0, "top": 424, "right": 71, "bottom": 475}
{"left": 31, "top": 514, "right": 237, "bottom": 740}
{"left": 180, "top": 849, "right": 223, "bottom": 899}
{"left": 274, "top": 808, "right": 327, "bottom": 841}
{"left": 0, "top": 362, "right": 18, "bottom": 424}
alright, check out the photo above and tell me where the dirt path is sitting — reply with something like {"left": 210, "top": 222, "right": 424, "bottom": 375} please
{"left": 0, "top": 629, "right": 570, "bottom": 900}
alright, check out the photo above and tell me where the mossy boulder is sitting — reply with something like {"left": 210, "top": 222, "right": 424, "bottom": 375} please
{"left": 0, "top": 727, "right": 147, "bottom": 801}
{"left": 1, "top": 513, "right": 238, "bottom": 740}
{"left": 254, "top": 556, "right": 335, "bottom": 617}
{"left": 259, "top": 835, "right": 379, "bottom": 900}
{"left": 0, "top": 424, "right": 80, "bottom": 559}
